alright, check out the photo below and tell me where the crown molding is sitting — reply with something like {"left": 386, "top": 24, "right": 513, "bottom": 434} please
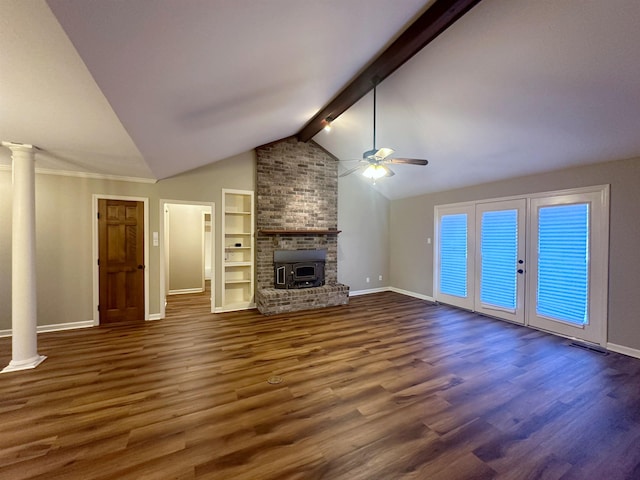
{"left": 0, "top": 164, "right": 157, "bottom": 184}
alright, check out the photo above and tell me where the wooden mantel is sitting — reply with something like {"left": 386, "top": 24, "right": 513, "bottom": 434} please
{"left": 258, "top": 229, "right": 341, "bottom": 235}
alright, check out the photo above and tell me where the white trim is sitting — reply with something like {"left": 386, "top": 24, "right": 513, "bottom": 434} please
{"left": 607, "top": 343, "right": 640, "bottom": 360}
{"left": 349, "top": 287, "right": 390, "bottom": 296}
{"left": 431, "top": 184, "right": 611, "bottom": 210}
{"left": 349, "top": 286, "right": 435, "bottom": 302}
{"left": 148, "top": 313, "right": 162, "bottom": 321}
{"left": 389, "top": 287, "right": 435, "bottom": 302}
{"left": 0, "top": 321, "right": 94, "bottom": 338}
{"left": 202, "top": 211, "right": 207, "bottom": 289}
{"left": 92, "top": 194, "right": 150, "bottom": 325}
{"left": 215, "top": 302, "right": 256, "bottom": 313}
{"left": 1, "top": 355, "right": 47, "bottom": 373}
{"left": 168, "top": 288, "right": 204, "bottom": 295}
{"left": 0, "top": 164, "right": 157, "bottom": 184}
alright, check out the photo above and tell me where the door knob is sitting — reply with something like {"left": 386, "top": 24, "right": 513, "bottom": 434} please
{"left": 517, "top": 269, "right": 524, "bottom": 274}
{"left": 137, "top": 265, "right": 145, "bottom": 270}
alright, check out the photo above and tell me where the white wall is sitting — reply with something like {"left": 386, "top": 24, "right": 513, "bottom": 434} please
{"left": 338, "top": 174, "right": 390, "bottom": 292}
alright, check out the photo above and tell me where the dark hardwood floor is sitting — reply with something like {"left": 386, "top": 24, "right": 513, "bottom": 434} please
{"left": 1, "top": 291, "right": 639, "bottom": 479}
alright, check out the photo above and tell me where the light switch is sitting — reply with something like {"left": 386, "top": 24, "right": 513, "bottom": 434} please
{"left": 153, "top": 231, "right": 159, "bottom": 246}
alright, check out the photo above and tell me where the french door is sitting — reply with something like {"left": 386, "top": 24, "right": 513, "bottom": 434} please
{"left": 475, "top": 199, "right": 526, "bottom": 324}
{"left": 435, "top": 205, "right": 475, "bottom": 310}
{"left": 527, "top": 191, "right": 609, "bottom": 344}
{"left": 435, "top": 186, "right": 609, "bottom": 346}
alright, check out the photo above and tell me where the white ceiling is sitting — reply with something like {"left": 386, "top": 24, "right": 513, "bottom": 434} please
{"left": 2, "top": 0, "right": 640, "bottom": 199}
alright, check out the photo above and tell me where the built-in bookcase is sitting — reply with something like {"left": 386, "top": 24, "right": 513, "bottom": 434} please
{"left": 220, "top": 189, "right": 255, "bottom": 312}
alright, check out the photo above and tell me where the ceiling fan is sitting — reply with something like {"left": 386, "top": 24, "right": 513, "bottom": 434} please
{"left": 339, "top": 78, "right": 428, "bottom": 180}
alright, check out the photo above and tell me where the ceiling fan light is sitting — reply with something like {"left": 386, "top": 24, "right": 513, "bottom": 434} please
{"left": 362, "top": 164, "right": 386, "bottom": 179}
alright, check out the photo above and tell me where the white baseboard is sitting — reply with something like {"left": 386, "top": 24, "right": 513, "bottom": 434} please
{"left": 349, "top": 287, "right": 390, "bottom": 296}
{"left": 168, "top": 288, "right": 204, "bottom": 295}
{"left": 349, "top": 286, "right": 435, "bottom": 303}
{"left": 0, "top": 320, "right": 94, "bottom": 338}
{"left": 388, "top": 287, "right": 435, "bottom": 302}
{"left": 0, "top": 314, "right": 165, "bottom": 336}
{"left": 607, "top": 342, "right": 640, "bottom": 360}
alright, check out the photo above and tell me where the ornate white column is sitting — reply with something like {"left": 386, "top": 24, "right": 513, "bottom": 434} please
{"left": 1, "top": 142, "right": 46, "bottom": 373}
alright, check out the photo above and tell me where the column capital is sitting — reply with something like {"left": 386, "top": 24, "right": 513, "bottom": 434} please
{"left": 1, "top": 142, "right": 39, "bottom": 155}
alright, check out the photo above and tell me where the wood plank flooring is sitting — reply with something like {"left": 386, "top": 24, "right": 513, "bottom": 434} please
{"left": 1, "top": 291, "right": 640, "bottom": 479}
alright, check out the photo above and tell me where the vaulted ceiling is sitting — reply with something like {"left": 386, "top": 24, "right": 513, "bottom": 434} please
{"left": 2, "top": 0, "right": 640, "bottom": 199}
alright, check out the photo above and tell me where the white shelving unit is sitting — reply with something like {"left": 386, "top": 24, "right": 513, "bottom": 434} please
{"left": 221, "top": 189, "right": 255, "bottom": 312}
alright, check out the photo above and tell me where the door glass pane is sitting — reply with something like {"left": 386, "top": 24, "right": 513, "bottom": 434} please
{"left": 480, "top": 209, "right": 517, "bottom": 310}
{"left": 440, "top": 213, "right": 468, "bottom": 298}
{"left": 537, "top": 203, "right": 589, "bottom": 325}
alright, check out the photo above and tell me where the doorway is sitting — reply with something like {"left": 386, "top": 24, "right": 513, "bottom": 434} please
{"left": 160, "top": 200, "right": 215, "bottom": 317}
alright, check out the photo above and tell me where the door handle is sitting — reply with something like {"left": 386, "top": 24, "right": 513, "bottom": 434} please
{"left": 517, "top": 269, "right": 524, "bottom": 274}
{"left": 137, "top": 265, "right": 145, "bottom": 270}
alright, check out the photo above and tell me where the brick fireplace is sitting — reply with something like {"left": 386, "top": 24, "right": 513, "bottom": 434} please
{"left": 255, "top": 137, "right": 349, "bottom": 315}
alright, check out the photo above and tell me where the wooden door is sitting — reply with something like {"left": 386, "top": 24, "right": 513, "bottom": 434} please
{"left": 98, "top": 199, "right": 145, "bottom": 324}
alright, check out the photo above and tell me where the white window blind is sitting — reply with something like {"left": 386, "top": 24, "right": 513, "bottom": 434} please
{"left": 537, "top": 203, "right": 589, "bottom": 325}
{"left": 480, "top": 209, "right": 518, "bottom": 310}
{"left": 439, "top": 213, "right": 468, "bottom": 298}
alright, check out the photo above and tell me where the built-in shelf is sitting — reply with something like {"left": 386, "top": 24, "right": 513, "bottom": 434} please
{"left": 258, "top": 229, "right": 341, "bottom": 235}
{"left": 221, "top": 189, "right": 255, "bottom": 312}
{"left": 225, "top": 261, "right": 252, "bottom": 267}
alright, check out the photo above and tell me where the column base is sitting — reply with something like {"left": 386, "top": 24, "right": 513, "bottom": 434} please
{"left": 1, "top": 355, "right": 47, "bottom": 374}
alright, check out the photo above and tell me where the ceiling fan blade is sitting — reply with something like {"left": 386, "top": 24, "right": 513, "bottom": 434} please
{"left": 339, "top": 164, "right": 364, "bottom": 177}
{"left": 362, "top": 147, "right": 395, "bottom": 161}
{"left": 387, "top": 158, "right": 429, "bottom": 166}
{"left": 375, "top": 147, "right": 394, "bottom": 160}
{"left": 383, "top": 165, "right": 395, "bottom": 177}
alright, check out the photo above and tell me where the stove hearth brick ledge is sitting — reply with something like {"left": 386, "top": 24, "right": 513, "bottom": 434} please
{"left": 256, "top": 284, "right": 350, "bottom": 315}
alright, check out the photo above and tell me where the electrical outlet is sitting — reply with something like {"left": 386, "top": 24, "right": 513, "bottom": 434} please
{"left": 378, "top": 275, "right": 383, "bottom": 281}
{"left": 366, "top": 277, "right": 370, "bottom": 283}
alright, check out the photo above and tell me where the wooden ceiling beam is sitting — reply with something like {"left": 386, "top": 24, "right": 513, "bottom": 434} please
{"left": 296, "top": 0, "right": 482, "bottom": 143}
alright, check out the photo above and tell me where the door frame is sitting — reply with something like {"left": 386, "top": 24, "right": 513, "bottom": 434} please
{"left": 92, "top": 194, "right": 150, "bottom": 326}
{"left": 159, "top": 199, "right": 215, "bottom": 318}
